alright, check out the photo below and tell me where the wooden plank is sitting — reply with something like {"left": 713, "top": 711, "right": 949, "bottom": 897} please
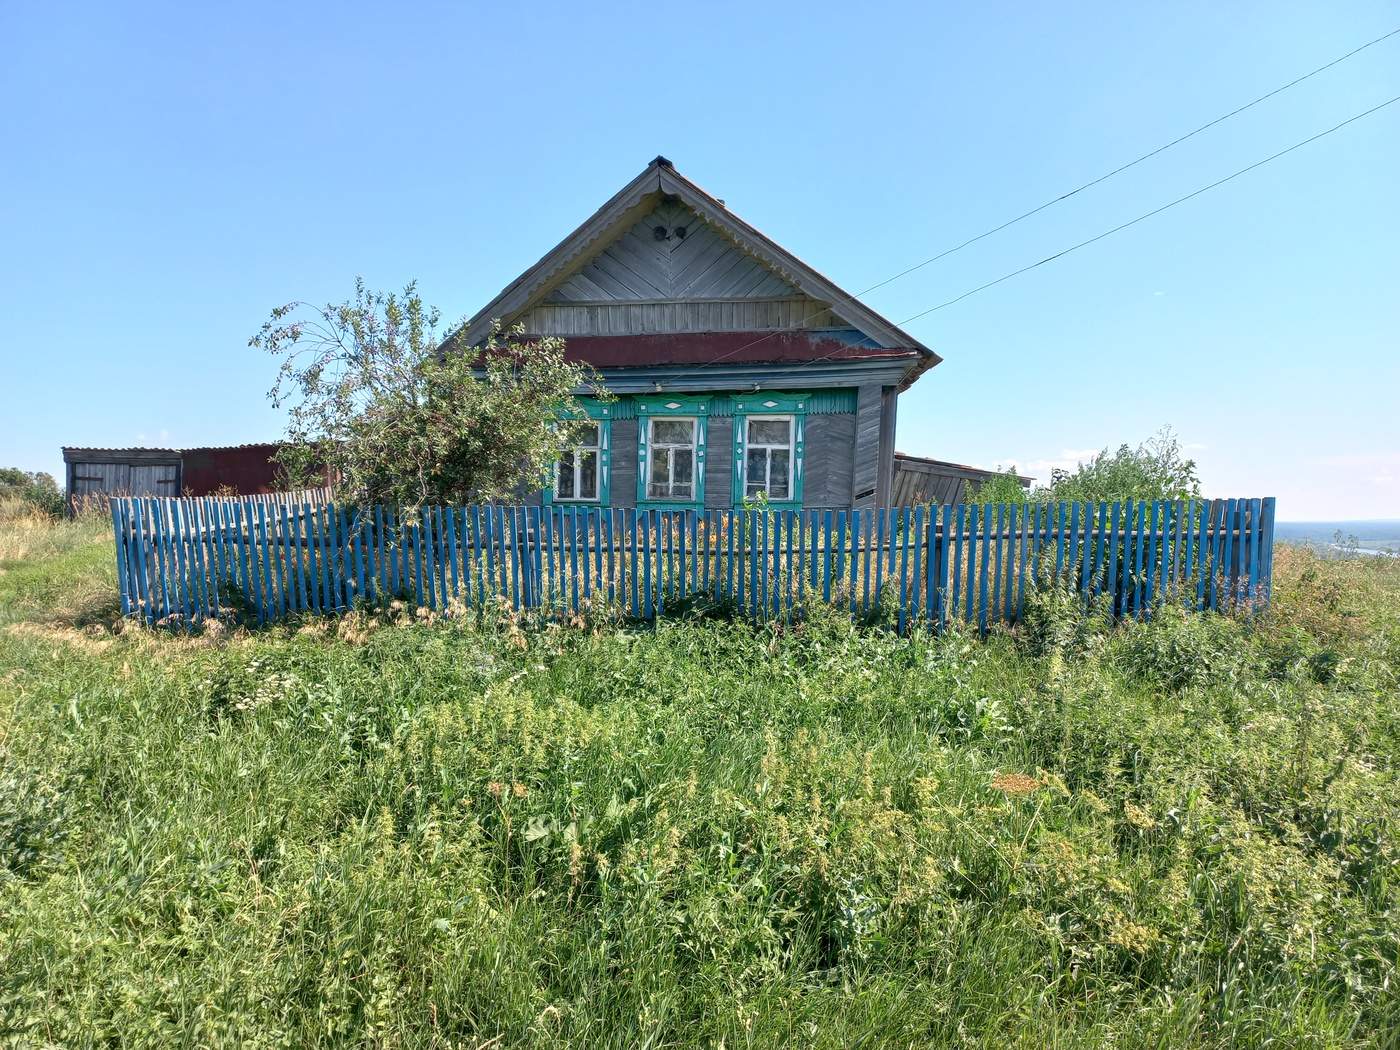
{"left": 121, "top": 498, "right": 142, "bottom": 616}
{"left": 923, "top": 505, "right": 938, "bottom": 625}
{"left": 1078, "top": 503, "right": 1094, "bottom": 606}
{"left": 126, "top": 500, "right": 148, "bottom": 620}
{"left": 1140, "top": 502, "right": 1156, "bottom": 613}
{"left": 1261, "top": 497, "right": 1277, "bottom": 605}
{"left": 170, "top": 500, "right": 192, "bottom": 623}
{"left": 1204, "top": 500, "right": 1220, "bottom": 612}
{"left": 145, "top": 500, "right": 163, "bottom": 619}
{"left": 976, "top": 503, "right": 993, "bottom": 633}
{"left": 419, "top": 508, "right": 437, "bottom": 610}
{"left": 568, "top": 507, "right": 581, "bottom": 612}
{"left": 293, "top": 503, "right": 311, "bottom": 611}
{"left": 363, "top": 506, "right": 379, "bottom": 604}
{"left": 1246, "top": 497, "right": 1263, "bottom": 611}
{"left": 481, "top": 507, "right": 497, "bottom": 607}
{"left": 252, "top": 501, "right": 272, "bottom": 623}
{"left": 184, "top": 501, "right": 207, "bottom": 618}
{"left": 818, "top": 511, "right": 832, "bottom": 606}
{"left": 1223, "top": 499, "right": 1239, "bottom": 612}
{"left": 910, "top": 506, "right": 924, "bottom": 630}
{"left": 1158, "top": 501, "right": 1173, "bottom": 605}
{"left": 1194, "top": 500, "right": 1211, "bottom": 612}
{"left": 1130, "top": 501, "right": 1146, "bottom": 618}
{"left": 466, "top": 506, "right": 481, "bottom": 608}
{"left": 783, "top": 510, "right": 795, "bottom": 618}
{"left": 511, "top": 507, "right": 524, "bottom": 610}
{"left": 632, "top": 506, "right": 641, "bottom": 616}
{"left": 948, "top": 504, "right": 963, "bottom": 624}
{"left": 112, "top": 501, "right": 133, "bottom": 616}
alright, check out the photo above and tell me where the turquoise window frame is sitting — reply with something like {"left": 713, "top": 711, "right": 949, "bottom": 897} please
{"left": 543, "top": 399, "right": 613, "bottom": 506}
{"left": 635, "top": 394, "right": 710, "bottom": 513}
{"left": 731, "top": 392, "right": 809, "bottom": 510}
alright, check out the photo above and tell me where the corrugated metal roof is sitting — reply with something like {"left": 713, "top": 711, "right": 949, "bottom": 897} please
{"left": 63, "top": 442, "right": 280, "bottom": 455}
{"left": 894, "top": 453, "right": 1033, "bottom": 485}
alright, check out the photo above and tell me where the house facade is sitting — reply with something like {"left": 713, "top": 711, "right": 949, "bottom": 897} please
{"left": 455, "top": 157, "right": 939, "bottom": 513}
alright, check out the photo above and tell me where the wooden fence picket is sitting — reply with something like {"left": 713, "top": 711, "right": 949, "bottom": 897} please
{"left": 110, "top": 496, "right": 1278, "bottom": 633}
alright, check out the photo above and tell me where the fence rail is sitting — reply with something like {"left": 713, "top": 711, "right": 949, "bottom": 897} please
{"left": 109, "top": 497, "right": 1275, "bottom": 632}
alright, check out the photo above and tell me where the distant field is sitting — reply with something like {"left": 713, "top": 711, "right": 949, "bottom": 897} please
{"left": 1275, "top": 519, "right": 1400, "bottom": 556}
{"left": 2, "top": 504, "right": 1399, "bottom": 1048}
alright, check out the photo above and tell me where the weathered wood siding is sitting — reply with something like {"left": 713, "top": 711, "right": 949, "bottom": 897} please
{"left": 803, "top": 413, "right": 857, "bottom": 510}
{"left": 550, "top": 200, "right": 797, "bottom": 301}
{"left": 518, "top": 200, "right": 837, "bottom": 337}
{"left": 849, "top": 385, "right": 884, "bottom": 508}
{"left": 64, "top": 450, "right": 181, "bottom": 513}
{"left": 878, "top": 386, "right": 898, "bottom": 506}
{"left": 68, "top": 463, "right": 178, "bottom": 501}
{"left": 521, "top": 297, "right": 837, "bottom": 336}
{"left": 609, "top": 419, "right": 639, "bottom": 509}
{"left": 890, "top": 456, "right": 1032, "bottom": 506}
{"left": 704, "top": 417, "right": 732, "bottom": 510}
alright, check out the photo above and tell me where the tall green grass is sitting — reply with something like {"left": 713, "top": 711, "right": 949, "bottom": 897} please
{"left": 1, "top": 520, "right": 1397, "bottom": 1047}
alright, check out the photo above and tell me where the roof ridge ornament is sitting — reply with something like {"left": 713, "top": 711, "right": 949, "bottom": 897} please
{"left": 650, "top": 154, "right": 673, "bottom": 168}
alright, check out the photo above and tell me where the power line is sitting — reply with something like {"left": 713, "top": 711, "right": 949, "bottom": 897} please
{"left": 891, "top": 93, "right": 1400, "bottom": 327}
{"left": 684, "top": 25, "right": 1400, "bottom": 373}
{"left": 753, "top": 91, "right": 1398, "bottom": 380}
{"left": 851, "top": 25, "right": 1400, "bottom": 305}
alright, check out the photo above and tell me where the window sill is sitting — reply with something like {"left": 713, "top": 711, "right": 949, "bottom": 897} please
{"left": 635, "top": 500, "right": 704, "bottom": 514}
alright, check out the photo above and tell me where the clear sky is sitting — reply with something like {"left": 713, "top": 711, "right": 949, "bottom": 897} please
{"left": 3, "top": 1, "right": 1397, "bottom": 520}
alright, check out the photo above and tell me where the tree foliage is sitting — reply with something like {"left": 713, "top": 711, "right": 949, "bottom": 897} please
{"left": 0, "top": 468, "right": 63, "bottom": 517}
{"left": 251, "top": 280, "right": 601, "bottom": 509}
{"left": 971, "top": 428, "right": 1201, "bottom": 504}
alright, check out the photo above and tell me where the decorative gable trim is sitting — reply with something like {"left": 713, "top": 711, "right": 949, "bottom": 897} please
{"left": 452, "top": 157, "right": 939, "bottom": 377}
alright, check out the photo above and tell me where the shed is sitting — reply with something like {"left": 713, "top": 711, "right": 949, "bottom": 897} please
{"left": 891, "top": 454, "right": 1033, "bottom": 506}
{"left": 180, "top": 443, "right": 287, "bottom": 496}
{"left": 63, "top": 447, "right": 181, "bottom": 513}
{"left": 61, "top": 443, "right": 312, "bottom": 513}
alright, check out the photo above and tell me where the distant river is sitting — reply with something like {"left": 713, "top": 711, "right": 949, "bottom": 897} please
{"left": 1274, "top": 520, "right": 1400, "bottom": 557}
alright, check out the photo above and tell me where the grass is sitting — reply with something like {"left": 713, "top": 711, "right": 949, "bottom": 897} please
{"left": 1, "top": 509, "right": 1398, "bottom": 1048}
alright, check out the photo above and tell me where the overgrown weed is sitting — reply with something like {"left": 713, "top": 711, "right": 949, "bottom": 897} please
{"left": 1, "top": 517, "right": 1397, "bottom": 1047}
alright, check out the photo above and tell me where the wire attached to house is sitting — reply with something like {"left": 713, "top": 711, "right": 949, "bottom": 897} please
{"left": 762, "top": 92, "right": 1400, "bottom": 379}
{"left": 847, "top": 25, "right": 1400, "bottom": 308}
{"left": 672, "top": 25, "right": 1400, "bottom": 375}
{"left": 887, "top": 92, "right": 1400, "bottom": 326}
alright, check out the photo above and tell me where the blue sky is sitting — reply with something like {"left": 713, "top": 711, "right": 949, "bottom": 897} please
{"left": 2, "top": 1, "right": 1397, "bottom": 519}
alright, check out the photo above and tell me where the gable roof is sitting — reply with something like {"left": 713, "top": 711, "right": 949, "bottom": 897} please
{"left": 454, "top": 157, "right": 940, "bottom": 377}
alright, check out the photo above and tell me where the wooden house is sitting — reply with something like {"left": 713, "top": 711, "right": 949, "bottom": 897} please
{"left": 454, "top": 157, "right": 940, "bottom": 513}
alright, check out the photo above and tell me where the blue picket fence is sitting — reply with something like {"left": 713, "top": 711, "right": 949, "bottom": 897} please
{"left": 109, "top": 496, "right": 1276, "bottom": 632}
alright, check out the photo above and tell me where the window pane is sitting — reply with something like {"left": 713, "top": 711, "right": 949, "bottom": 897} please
{"left": 769, "top": 449, "right": 790, "bottom": 498}
{"left": 649, "top": 449, "right": 669, "bottom": 497}
{"left": 748, "top": 418, "right": 790, "bottom": 445}
{"left": 652, "top": 419, "right": 694, "bottom": 445}
{"left": 579, "top": 450, "right": 597, "bottom": 499}
{"left": 556, "top": 450, "right": 576, "bottom": 498}
{"left": 673, "top": 448, "right": 693, "bottom": 486}
{"left": 746, "top": 447, "right": 767, "bottom": 488}
{"left": 575, "top": 422, "right": 599, "bottom": 446}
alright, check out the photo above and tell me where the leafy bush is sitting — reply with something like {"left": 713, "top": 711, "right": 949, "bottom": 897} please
{"left": 252, "top": 279, "right": 605, "bottom": 509}
{"left": 1111, "top": 601, "right": 1249, "bottom": 691}
{"left": 0, "top": 468, "right": 63, "bottom": 518}
{"left": 970, "top": 427, "right": 1201, "bottom": 506}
